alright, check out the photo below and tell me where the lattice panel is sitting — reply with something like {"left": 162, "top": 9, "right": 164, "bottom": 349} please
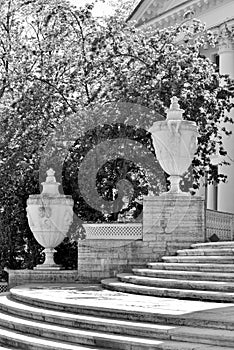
{"left": 206, "top": 210, "right": 234, "bottom": 241}
{"left": 0, "top": 283, "right": 8, "bottom": 293}
{"left": 84, "top": 223, "right": 143, "bottom": 240}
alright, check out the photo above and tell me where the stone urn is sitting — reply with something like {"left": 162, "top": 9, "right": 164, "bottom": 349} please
{"left": 26, "top": 169, "right": 74, "bottom": 269}
{"left": 149, "top": 97, "right": 198, "bottom": 195}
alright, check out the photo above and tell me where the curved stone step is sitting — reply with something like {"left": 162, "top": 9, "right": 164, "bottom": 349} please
{"left": 6, "top": 284, "right": 234, "bottom": 349}
{"left": 9, "top": 286, "right": 234, "bottom": 330}
{"left": 0, "top": 313, "right": 196, "bottom": 350}
{"left": 0, "top": 311, "right": 229, "bottom": 350}
{"left": 9, "top": 288, "right": 213, "bottom": 327}
{"left": 132, "top": 268, "right": 234, "bottom": 282}
{"left": 162, "top": 256, "right": 234, "bottom": 264}
{"left": 102, "top": 278, "right": 234, "bottom": 302}
{"left": 1, "top": 323, "right": 233, "bottom": 350}
{"left": 0, "top": 327, "right": 106, "bottom": 350}
{"left": 177, "top": 249, "right": 234, "bottom": 256}
{"left": 147, "top": 262, "right": 234, "bottom": 272}
{"left": 0, "top": 295, "right": 162, "bottom": 337}
{"left": 191, "top": 242, "right": 234, "bottom": 250}
{"left": 1, "top": 294, "right": 234, "bottom": 347}
{"left": 117, "top": 273, "right": 234, "bottom": 292}
{"left": 0, "top": 295, "right": 200, "bottom": 341}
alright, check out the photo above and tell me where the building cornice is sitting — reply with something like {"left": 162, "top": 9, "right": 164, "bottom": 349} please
{"left": 127, "top": 0, "right": 146, "bottom": 21}
{"left": 128, "top": 0, "right": 233, "bottom": 31}
{"left": 128, "top": 0, "right": 155, "bottom": 23}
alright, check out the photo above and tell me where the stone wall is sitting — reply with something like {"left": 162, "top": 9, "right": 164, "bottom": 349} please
{"left": 77, "top": 195, "right": 205, "bottom": 282}
{"left": 6, "top": 269, "right": 78, "bottom": 288}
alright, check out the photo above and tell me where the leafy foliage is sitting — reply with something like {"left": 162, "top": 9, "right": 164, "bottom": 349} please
{"left": 62, "top": 122, "right": 164, "bottom": 222}
{"left": 0, "top": 0, "right": 233, "bottom": 276}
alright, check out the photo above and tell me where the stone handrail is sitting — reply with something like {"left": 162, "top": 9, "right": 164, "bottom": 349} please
{"left": 206, "top": 209, "right": 234, "bottom": 241}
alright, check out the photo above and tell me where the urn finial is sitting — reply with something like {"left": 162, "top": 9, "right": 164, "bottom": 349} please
{"left": 46, "top": 168, "right": 56, "bottom": 183}
{"left": 41, "top": 168, "right": 60, "bottom": 195}
{"left": 170, "top": 96, "right": 180, "bottom": 110}
{"left": 166, "top": 96, "right": 184, "bottom": 121}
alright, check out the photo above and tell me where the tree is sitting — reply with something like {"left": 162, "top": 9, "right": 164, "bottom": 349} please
{"left": 105, "top": 0, "right": 137, "bottom": 17}
{"left": 0, "top": 0, "right": 233, "bottom": 275}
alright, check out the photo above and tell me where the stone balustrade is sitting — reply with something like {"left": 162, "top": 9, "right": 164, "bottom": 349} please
{"left": 0, "top": 282, "right": 8, "bottom": 293}
{"left": 206, "top": 209, "right": 234, "bottom": 241}
{"left": 83, "top": 223, "right": 143, "bottom": 240}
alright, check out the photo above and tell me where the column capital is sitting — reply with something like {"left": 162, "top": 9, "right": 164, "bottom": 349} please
{"left": 218, "top": 24, "right": 234, "bottom": 54}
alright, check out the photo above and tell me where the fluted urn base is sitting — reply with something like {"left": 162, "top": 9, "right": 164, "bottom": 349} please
{"left": 160, "top": 175, "right": 190, "bottom": 196}
{"left": 34, "top": 248, "right": 63, "bottom": 270}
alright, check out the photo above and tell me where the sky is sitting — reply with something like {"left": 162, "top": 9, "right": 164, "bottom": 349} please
{"left": 69, "top": 0, "right": 115, "bottom": 17}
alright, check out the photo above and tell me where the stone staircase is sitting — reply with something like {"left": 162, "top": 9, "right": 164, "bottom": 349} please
{"left": 0, "top": 284, "right": 234, "bottom": 350}
{"left": 102, "top": 241, "right": 234, "bottom": 302}
{"left": 0, "top": 242, "right": 234, "bottom": 349}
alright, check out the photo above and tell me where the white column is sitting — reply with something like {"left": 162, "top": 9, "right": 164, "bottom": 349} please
{"left": 207, "top": 183, "right": 217, "bottom": 210}
{"left": 218, "top": 25, "right": 234, "bottom": 214}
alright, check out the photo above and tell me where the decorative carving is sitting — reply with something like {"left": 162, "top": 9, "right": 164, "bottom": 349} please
{"left": 64, "top": 209, "right": 74, "bottom": 229}
{"left": 38, "top": 206, "right": 52, "bottom": 218}
{"left": 218, "top": 24, "right": 234, "bottom": 53}
{"left": 27, "top": 197, "right": 73, "bottom": 205}
{"left": 190, "top": 134, "right": 197, "bottom": 152}
{"left": 42, "top": 219, "right": 52, "bottom": 230}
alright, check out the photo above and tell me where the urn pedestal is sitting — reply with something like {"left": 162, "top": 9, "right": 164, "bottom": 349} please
{"left": 26, "top": 169, "right": 74, "bottom": 270}
{"left": 149, "top": 97, "right": 198, "bottom": 195}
